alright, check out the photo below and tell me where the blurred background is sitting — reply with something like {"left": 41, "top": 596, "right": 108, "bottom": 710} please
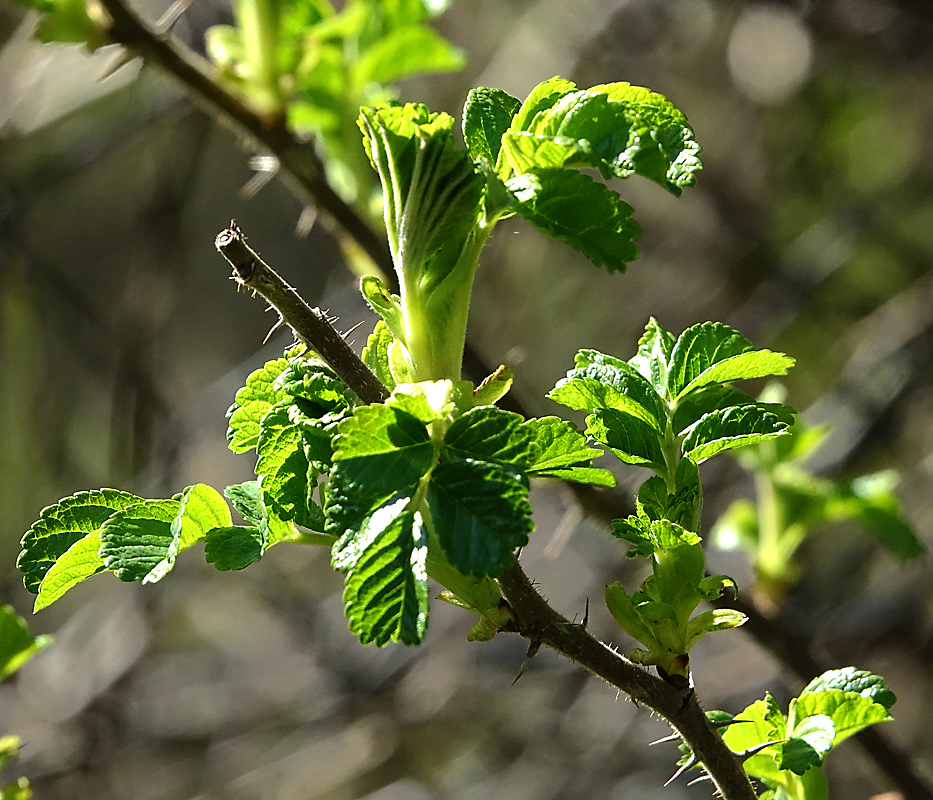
{"left": 1, "top": 0, "right": 932, "bottom": 798}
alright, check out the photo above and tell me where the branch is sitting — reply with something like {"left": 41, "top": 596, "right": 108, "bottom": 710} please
{"left": 215, "top": 221, "right": 388, "bottom": 404}
{"left": 95, "top": 0, "right": 393, "bottom": 277}
{"left": 215, "top": 222, "right": 758, "bottom": 800}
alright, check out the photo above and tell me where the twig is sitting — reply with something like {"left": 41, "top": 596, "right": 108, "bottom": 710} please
{"left": 214, "top": 221, "right": 388, "bottom": 404}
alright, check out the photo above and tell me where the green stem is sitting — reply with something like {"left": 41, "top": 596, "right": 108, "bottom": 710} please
{"left": 234, "top": 0, "right": 285, "bottom": 119}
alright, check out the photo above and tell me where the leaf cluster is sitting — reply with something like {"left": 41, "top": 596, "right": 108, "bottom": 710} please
{"left": 719, "top": 667, "right": 896, "bottom": 800}
{"left": 549, "top": 318, "right": 796, "bottom": 678}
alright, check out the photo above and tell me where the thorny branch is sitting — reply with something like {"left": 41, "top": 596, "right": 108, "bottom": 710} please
{"left": 215, "top": 221, "right": 758, "bottom": 800}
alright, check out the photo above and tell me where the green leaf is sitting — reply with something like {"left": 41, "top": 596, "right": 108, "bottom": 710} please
{"left": 667, "top": 322, "right": 793, "bottom": 400}
{"left": 204, "top": 526, "right": 264, "bottom": 571}
{"left": 684, "top": 608, "right": 746, "bottom": 650}
{"left": 612, "top": 516, "right": 701, "bottom": 557}
{"left": 472, "top": 365, "right": 513, "bottom": 407}
{"left": 781, "top": 715, "right": 834, "bottom": 775}
{"left": 326, "top": 404, "right": 434, "bottom": 564}
{"left": 34, "top": 531, "right": 105, "bottom": 612}
{"left": 550, "top": 352, "right": 666, "bottom": 431}
{"left": 226, "top": 356, "right": 291, "bottom": 453}
{"left": 352, "top": 25, "right": 465, "bottom": 88}
{"left": 585, "top": 409, "right": 666, "bottom": 472}
{"left": 629, "top": 317, "right": 676, "bottom": 394}
{"left": 442, "top": 406, "right": 536, "bottom": 469}
{"left": 255, "top": 404, "right": 318, "bottom": 529}
{"left": 342, "top": 496, "right": 429, "bottom": 646}
{"left": 463, "top": 87, "right": 521, "bottom": 165}
{"left": 0, "top": 606, "right": 52, "bottom": 681}
{"left": 605, "top": 583, "right": 662, "bottom": 652}
{"left": 793, "top": 691, "right": 892, "bottom": 747}
{"left": 98, "top": 500, "right": 180, "bottom": 582}
{"left": 361, "top": 320, "right": 398, "bottom": 392}
{"left": 682, "top": 405, "right": 789, "bottom": 464}
{"left": 500, "top": 80, "right": 702, "bottom": 194}
{"left": 361, "top": 276, "right": 407, "bottom": 346}
{"left": 801, "top": 667, "right": 897, "bottom": 710}
{"left": 522, "top": 416, "right": 614, "bottom": 486}
{"left": 428, "top": 459, "right": 533, "bottom": 577}
{"left": 19, "top": 0, "right": 109, "bottom": 49}
{"left": 144, "top": 484, "right": 233, "bottom": 583}
{"left": 18, "top": 489, "right": 145, "bottom": 593}
{"left": 508, "top": 168, "right": 640, "bottom": 272}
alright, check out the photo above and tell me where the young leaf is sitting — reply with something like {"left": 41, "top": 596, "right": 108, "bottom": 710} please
{"left": 500, "top": 80, "right": 702, "bottom": 194}
{"left": 144, "top": 484, "right": 233, "bottom": 583}
{"left": 342, "top": 497, "right": 429, "bottom": 646}
{"left": 585, "top": 409, "right": 666, "bottom": 472}
{"left": 681, "top": 405, "right": 789, "bottom": 464}
{"left": 792, "top": 691, "right": 893, "bottom": 747}
{"left": 226, "top": 356, "right": 291, "bottom": 453}
{"left": 549, "top": 355, "right": 666, "bottom": 432}
{"left": 629, "top": 317, "right": 676, "bottom": 394}
{"left": 350, "top": 25, "right": 465, "bottom": 88}
{"left": 463, "top": 87, "right": 521, "bottom": 165}
{"left": 507, "top": 168, "right": 640, "bottom": 272}
{"left": 98, "top": 499, "right": 181, "bottom": 582}
{"left": 428, "top": 459, "right": 533, "bottom": 577}
{"left": 801, "top": 667, "right": 897, "bottom": 709}
{"left": 522, "top": 416, "right": 614, "bottom": 486}
{"left": 204, "top": 526, "right": 264, "bottom": 571}
{"left": 326, "top": 404, "right": 434, "bottom": 564}
{"left": 18, "top": 489, "right": 145, "bottom": 593}
{"left": 361, "top": 320, "right": 398, "bottom": 392}
{"left": 255, "top": 404, "right": 318, "bottom": 530}
{"left": 34, "top": 531, "right": 105, "bottom": 612}
{"left": 441, "top": 406, "right": 536, "bottom": 468}
{"left": 0, "top": 605, "right": 52, "bottom": 680}
{"left": 780, "top": 715, "right": 835, "bottom": 775}
{"left": 667, "top": 322, "right": 793, "bottom": 401}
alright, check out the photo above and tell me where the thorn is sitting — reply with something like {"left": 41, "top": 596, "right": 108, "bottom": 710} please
{"left": 97, "top": 48, "right": 135, "bottom": 81}
{"left": 263, "top": 316, "right": 284, "bottom": 344}
{"left": 512, "top": 639, "right": 541, "bottom": 685}
{"left": 664, "top": 753, "right": 697, "bottom": 786}
{"left": 581, "top": 597, "right": 589, "bottom": 630}
{"left": 342, "top": 320, "right": 365, "bottom": 340}
{"left": 735, "top": 739, "right": 785, "bottom": 761}
{"left": 687, "top": 773, "right": 713, "bottom": 786}
{"left": 649, "top": 732, "right": 681, "bottom": 746}
{"left": 154, "top": 0, "right": 195, "bottom": 35}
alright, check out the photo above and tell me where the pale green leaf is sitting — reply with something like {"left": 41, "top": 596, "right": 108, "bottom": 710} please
{"left": 226, "top": 356, "right": 291, "bottom": 453}
{"left": 682, "top": 405, "right": 789, "bottom": 464}
{"left": 0, "top": 606, "right": 52, "bottom": 680}
{"left": 352, "top": 25, "right": 465, "bottom": 88}
{"left": 463, "top": 87, "right": 521, "bottom": 165}
{"left": 34, "top": 531, "right": 104, "bottom": 611}
{"left": 801, "top": 667, "right": 897, "bottom": 710}
{"left": 18, "top": 489, "right": 144, "bottom": 593}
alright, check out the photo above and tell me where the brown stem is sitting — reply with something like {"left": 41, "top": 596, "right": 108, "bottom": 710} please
{"left": 215, "top": 221, "right": 388, "bottom": 403}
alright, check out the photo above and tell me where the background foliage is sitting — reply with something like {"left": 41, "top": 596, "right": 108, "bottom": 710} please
{"left": 0, "top": 0, "right": 932, "bottom": 798}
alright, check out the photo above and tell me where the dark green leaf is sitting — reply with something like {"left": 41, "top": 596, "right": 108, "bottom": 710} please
{"left": 505, "top": 76, "right": 577, "bottom": 145}
{"left": 682, "top": 405, "right": 789, "bottom": 464}
{"left": 801, "top": 668, "right": 897, "bottom": 710}
{"left": 442, "top": 406, "right": 536, "bottom": 469}
{"left": 549, "top": 353, "right": 665, "bottom": 431}
{"left": 781, "top": 715, "right": 835, "bottom": 775}
{"left": 18, "top": 489, "right": 144, "bottom": 593}
{"left": 508, "top": 168, "right": 640, "bottom": 272}
{"left": 463, "top": 87, "right": 521, "bottom": 165}
{"left": 204, "top": 526, "right": 264, "bottom": 571}
{"left": 428, "top": 459, "right": 533, "bottom": 577}
{"left": 0, "top": 605, "right": 52, "bottom": 680}
{"left": 99, "top": 499, "right": 180, "bottom": 582}
{"left": 256, "top": 404, "right": 317, "bottom": 529}
{"left": 585, "top": 409, "right": 666, "bottom": 472}
{"left": 342, "top": 496, "right": 429, "bottom": 646}
{"left": 522, "top": 416, "right": 614, "bottom": 486}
